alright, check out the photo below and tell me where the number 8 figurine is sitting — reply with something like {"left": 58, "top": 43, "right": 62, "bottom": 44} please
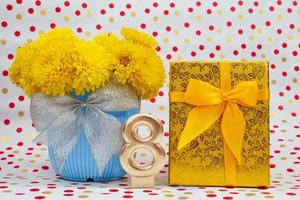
{"left": 120, "top": 114, "right": 166, "bottom": 188}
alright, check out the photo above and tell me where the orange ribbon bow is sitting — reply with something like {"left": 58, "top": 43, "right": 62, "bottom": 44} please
{"left": 170, "top": 63, "right": 268, "bottom": 185}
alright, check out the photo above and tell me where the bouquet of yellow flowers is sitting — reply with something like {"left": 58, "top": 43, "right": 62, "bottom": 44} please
{"left": 9, "top": 27, "right": 165, "bottom": 182}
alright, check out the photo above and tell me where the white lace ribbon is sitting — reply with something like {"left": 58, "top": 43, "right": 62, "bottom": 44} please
{"left": 31, "top": 81, "right": 140, "bottom": 175}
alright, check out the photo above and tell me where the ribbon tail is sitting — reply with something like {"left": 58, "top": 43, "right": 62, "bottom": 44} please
{"left": 33, "top": 110, "right": 81, "bottom": 173}
{"left": 221, "top": 102, "right": 245, "bottom": 164}
{"left": 221, "top": 102, "right": 246, "bottom": 185}
{"left": 84, "top": 106, "right": 123, "bottom": 175}
{"left": 177, "top": 104, "right": 223, "bottom": 150}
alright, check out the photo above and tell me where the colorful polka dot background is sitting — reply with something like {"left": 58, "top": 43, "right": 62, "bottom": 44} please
{"left": 0, "top": 0, "right": 300, "bottom": 199}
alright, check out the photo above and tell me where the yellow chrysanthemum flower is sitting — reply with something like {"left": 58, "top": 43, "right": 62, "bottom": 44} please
{"left": 93, "top": 33, "right": 120, "bottom": 50}
{"left": 9, "top": 42, "right": 37, "bottom": 95}
{"left": 121, "top": 27, "right": 158, "bottom": 49}
{"left": 71, "top": 41, "right": 116, "bottom": 95}
{"left": 10, "top": 27, "right": 115, "bottom": 96}
{"left": 112, "top": 40, "right": 165, "bottom": 99}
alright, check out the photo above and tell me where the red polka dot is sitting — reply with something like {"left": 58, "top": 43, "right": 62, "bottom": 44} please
{"left": 64, "top": 1, "right": 70, "bottom": 6}
{"left": 126, "top": 4, "right": 132, "bottom": 9}
{"left": 28, "top": 8, "right": 34, "bottom": 14}
{"left": 17, "top": 142, "right": 23, "bottom": 146}
{"left": 207, "top": 194, "right": 217, "bottom": 197}
{"left": 96, "top": 24, "right": 102, "bottom": 30}
{"left": 16, "top": 127, "right": 23, "bottom": 133}
{"left": 6, "top": 4, "right": 13, "bottom": 11}
{"left": 18, "top": 95, "right": 25, "bottom": 101}
{"left": 42, "top": 165, "right": 49, "bottom": 170}
{"left": 75, "top": 10, "right": 81, "bottom": 16}
{"left": 1, "top": 21, "right": 8, "bottom": 27}
{"left": 55, "top": 7, "right": 61, "bottom": 13}
{"left": 122, "top": 195, "right": 133, "bottom": 199}
{"left": 29, "top": 26, "right": 36, "bottom": 32}
{"left": 2, "top": 70, "right": 8, "bottom": 76}
{"left": 34, "top": 196, "right": 45, "bottom": 200}
{"left": 35, "top": 1, "right": 41, "bottom": 6}
{"left": 100, "top": 9, "right": 106, "bottom": 15}
{"left": 150, "top": 98, "right": 156, "bottom": 103}
{"left": 16, "top": 0, "right": 22, "bottom": 4}
{"left": 82, "top": 3, "right": 87, "bottom": 8}
{"left": 4, "top": 119, "right": 10, "bottom": 125}
{"left": 109, "top": 3, "right": 114, "bottom": 8}
{"left": 109, "top": 189, "right": 119, "bottom": 192}
{"left": 30, "top": 188, "right": 40, "bottom": 192}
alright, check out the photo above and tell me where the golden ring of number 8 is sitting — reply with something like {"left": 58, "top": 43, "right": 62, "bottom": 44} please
{"left": 120, "top": 114, "right": 166, "bottom": 188}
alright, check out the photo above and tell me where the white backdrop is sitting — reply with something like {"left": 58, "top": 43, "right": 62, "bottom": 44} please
{"left": 0, "top": 0, "right": 299, "bottom": 199}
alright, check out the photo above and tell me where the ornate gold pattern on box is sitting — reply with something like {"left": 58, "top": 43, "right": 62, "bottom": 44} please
{"left": 169, "top": 61, "right": 269, "bottom": 187}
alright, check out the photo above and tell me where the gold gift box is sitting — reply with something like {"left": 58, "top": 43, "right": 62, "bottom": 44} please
{"left": 169, "top": 61, "right": 269, "bottom": 187}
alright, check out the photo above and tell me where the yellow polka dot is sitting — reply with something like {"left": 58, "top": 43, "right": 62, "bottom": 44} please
{"left": 216, "top": 29, "right": 222, "bottom": 34}
{"left": 261, "top": 54, "right": 266, "bottom": 59}
{"left": 35, "top": 154, "right": 41, "bottom": 158}
{"left": 281, "top": 129, "right": 287, "bottom": 133}
{"left": 257, "top": 28, "right": 263, "bottom": 34}
{"left": 176, "top": 55, "right": 183, "bottom": 61}
{"left": 217, "top": 10, "right": 222, "bottom": 16}
{"left": 238, "top": 14, "right": 244, "bottom": 20}
{"left": 12, "top": 150, "right": 19, "bottom": 154}
{"left": 153, "top": 16, "right": 158, "bottom": 21}
{"left": 64, "top": 16, "right": 70, "bottom": 22}
{"left": 162, "top": 190, "right": 171, "bottom": 193}
{"left": 297, "top": 28, "right": 300, "bottom": 33}
{"left": 288, "top": 99, "right": 293, "bottom": 105}
{"left": 40, "top": 147, "right": 47, "bottom": 151}
{"left": 280, "top": 157, "right": 287, "bottom": 160}
{"left": 297, "top": 9, "right": 300, "bottom": 14}
{"left": 207, "top": 37, "right": 212, "bottom": 42}
{"left": 281, "top": 119, "right": 287, "bottom": 123}
{"left": 0, "top": 39, "right": 6, "bottom": 45}
{"left": 108, "top": 17, "right": 114, "bottom": 23}
{"left": 159, "top": 105, "right": 165, "bottom": 111}
{"left": 265, "top": 195, "right": 274, "bottom": 199}
{"left": 174, "top": 11, "right": 180, "bottom": 16}
{"left": 277, "top": 14, "right": 282, "bottom": 20}
{"left": 248, "top": 35, "right": 254, "bottom": 41}
{"left": 39, "top": 31, "right": 44, "bottom": 35}
{"left": 195, "top": 15, "right": 202, "bottom": 21}
{"left": 271, "top": 80, "right": 276, "bottom": 85}
{"left": 42, "top": 191, "right": 52, "bottom": 195}
{"left": 2, "top": 88, "right": 8, "bottom": 94}
{"left": 292, "top": 78, "right": 298, "bottom": 83}
{"left": 183, "top": 192, "right": 193, "bottom": 195}
{"left": 220, "top": 54, "right": 225, "bottom": 59}
{"left": 163, "top": 38, "right": 169, "bottom": 43}
{"left": 29, "top": 160, "right": 36, "bottom": 163}
{"left": 18, "top": 111, "right": 24, "bottom": 117}
{"left": 16, "top": 14, "right": 22, "bottom": 20}
{"left": 40, "top": 10, "right": 46, "bottom": 16}
{"left": 226, "top": 37, "right": 232, "bottom": 43}
{"left": 164, "top": 194, "right": 174, "bottom": 197}
{"left": 28, "top": 132, "right": 35, "bottom": 140}
{"left": 258, "top": 10, "right": 263, "bottom": 15}
{"left": 173, "top": 30, "right": 179, "bottom": 35}
{"left": 280, "top": 144, "right": 286, "bottom": 147}
{"left": 131, "top": 12, "right": 136, "bottom": 17}
{"left": 85, "top": 32, "right": 91, "bottom": 37}
{"left": 22, "top": 169, "right": 28, "bottom": 173}
{"left": 86, "top": 11, "right": 92, "bottom": 17}
{"left": 1, "top": 136, "right": 8, "bottom": 142}
{"left": 2, "top": 190, "right": 12, "bottom": 193}
{"left": 178, "top": 197, "right": 189, "bottom": 200}
{"left": 288, "top": 35, "right": 294, "bottom": 40}
{"left": 281, "top": 57, "right": 287, "bottom": 62}
{"left": 184, "top": 38, "right": 189, "bottom": 44}
{"left": 27, "top": 39, "right": 33, "bottom": 43}
{"left": 267, "top": 37, "right": 273, "bottom": 42}
{"left": 83, "top": 190, "right": 93, "bottom": 193}
{"left": 245, "top": 193, "right": 256, "bottom": 196}
{"left": 78, "top": 195, "right": 89, "bottom": 199}
{"left": 17, "top": 158, "right": 24, "bottom": 162}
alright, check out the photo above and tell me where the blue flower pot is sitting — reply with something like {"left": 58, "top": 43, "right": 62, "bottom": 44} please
{"left": 48, "top": 92, "right": 140, "bottom": 181}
